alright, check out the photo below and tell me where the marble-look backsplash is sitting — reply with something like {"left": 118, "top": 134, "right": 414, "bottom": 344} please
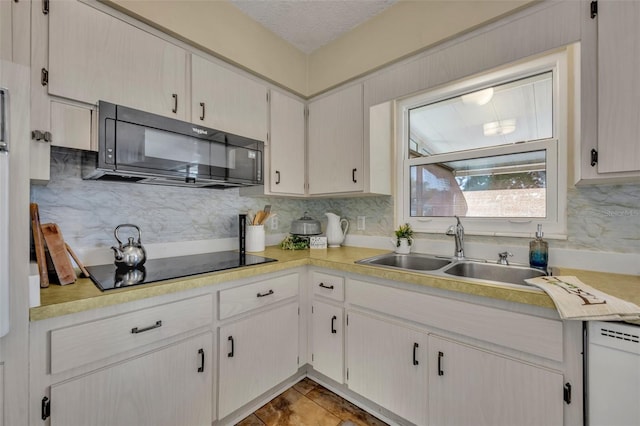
{"left": 31, "top": 148, "right": 639, "bottom": 254}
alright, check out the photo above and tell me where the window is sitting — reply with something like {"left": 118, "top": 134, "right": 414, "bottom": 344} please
{"left": 396, "top": 51, "right": 569, "bottom": 237}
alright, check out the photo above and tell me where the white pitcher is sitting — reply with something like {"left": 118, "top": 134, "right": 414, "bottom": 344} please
{"left": 325, "top": 213, "right": 349, "bottom": 247}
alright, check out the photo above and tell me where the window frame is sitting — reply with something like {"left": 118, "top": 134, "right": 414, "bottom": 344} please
{"left": 395, "top": 51, "right": 569, "bottom": 238}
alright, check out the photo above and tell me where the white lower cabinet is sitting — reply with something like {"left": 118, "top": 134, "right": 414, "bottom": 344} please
{"left": 49, "top": 332, "right": 213, "bottom": 426}
{"left": 311, "top": 300, "right": 344, "bottom": 383}
{"left": 428, "top": 334, "right": 564, "bottom": 426}
{"left": 218, "top": 302, "right": 299, "bottom": 419}
{"left": 346, "top": 311, "right": 428, "bottom": 426}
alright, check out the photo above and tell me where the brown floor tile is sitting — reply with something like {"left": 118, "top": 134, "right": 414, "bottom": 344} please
{"left": 255, "top": 387, "right": 342, "bottom": 426}
{"left": 236, "top": 414, "right": 266, "bottom": 426}
{"left": 293, "top": 377, "right": 319, "bottom": 395}
{"left": 306, "top": 385, "right": 389, "bottom": 426}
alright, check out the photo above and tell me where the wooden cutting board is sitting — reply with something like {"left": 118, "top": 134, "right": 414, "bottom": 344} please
{"left": 30, "top": 203, "right": 49, "bottom": 288}
{"left": 41, "top": 223, "right": 76, "bottom": 285}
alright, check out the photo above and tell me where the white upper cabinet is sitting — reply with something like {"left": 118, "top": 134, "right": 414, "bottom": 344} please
{"left": 191, "top": 55, "right": 268, "bottom": 142}
{"left": 578, "top": 0, "right": 640, "bottom": 183}
{"left": 48, "top": 0, "right": 187, "bottom": 120}
{"left": 308, "top": 84, "right": 364, "bottom": 195}
{"left": 595, "top": 1, "right": 640, "bottom": 174}
{"left": 268, "top": 91, "right": 306, "bottom": 195}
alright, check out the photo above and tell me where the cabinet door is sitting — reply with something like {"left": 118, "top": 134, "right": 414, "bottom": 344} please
{"left": 597, "top": 1, "right": 640, "bottom": 173}
{"left": 50, "top": 332, "right": 213, "bottom": 426}
{"left": 269, "top": 91, "right": 305, "bottom": 195}
{"left": 346, "top": 311, "right": 428, "bottom": 426}
{"left": 428, "top": 335, "right": 563, "bottom": 426}
{"left": 192, "top": 55, "right": 267, "bottom": 141}
{"left": 308, "top": 84, "right": 364, "bottom": 195}
{"left": 218, "top": 302, "right": 299, "bottom": 419}
{"left": 48, "top": 0, "right": 187, "bottom": 120}
{"left": 311, "top": 301, "right": 344, "bottom": 383}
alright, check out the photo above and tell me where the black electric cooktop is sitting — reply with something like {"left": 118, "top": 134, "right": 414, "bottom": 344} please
{"left": 86, "top": 251, "right": 277, "bottom": 291}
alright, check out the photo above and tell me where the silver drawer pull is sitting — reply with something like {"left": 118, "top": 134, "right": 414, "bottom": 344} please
{"left": 131, "top": 320, "right": 162, "bottom": 334}
{"left": 257, "top": 289, "right": 274, "bottom": 298}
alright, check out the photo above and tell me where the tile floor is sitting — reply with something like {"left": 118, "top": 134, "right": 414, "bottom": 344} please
{"left": 236, "top": 378, "right": 389, "bottom": 426}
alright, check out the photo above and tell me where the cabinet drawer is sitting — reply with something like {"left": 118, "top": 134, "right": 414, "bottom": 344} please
{"left": 311, "top": 271, "right": 345, "bottom": 301}
{"left": 219, "top": 273, "right": 299, "bottom": 320}
{"left": 50, "top": 294, "right": 213, "bottom": 375}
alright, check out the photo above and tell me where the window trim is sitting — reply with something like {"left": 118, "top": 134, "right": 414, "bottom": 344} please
{"left": 395, "top": 51, "right": 569, "bottom": 238}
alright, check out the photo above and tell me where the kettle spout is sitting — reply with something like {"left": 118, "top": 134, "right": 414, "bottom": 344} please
{"left": 111, "top": 246, "right": 124, "bottom": 261}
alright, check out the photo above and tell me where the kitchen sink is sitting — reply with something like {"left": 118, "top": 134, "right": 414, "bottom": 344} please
{"left": 442, "top": 261, "right": 546, "bottom": 285}
{"left": 356, "top": 253, "right": 453, "bottom": 271}
{"left": 356, "top": 253, "right": 548, "bottom": 287}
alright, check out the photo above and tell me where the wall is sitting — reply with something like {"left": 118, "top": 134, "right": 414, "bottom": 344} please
{"left": 31, "top": 149, "right": 639, "bottom": 259}
{"left": 307, "top": 0, "right": 534, "bottom": 95}
{"left": 104, "top": 0, "right": 534, "bottom": 97}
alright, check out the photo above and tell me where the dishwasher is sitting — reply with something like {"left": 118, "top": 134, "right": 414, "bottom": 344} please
{"left": 587, "top": 321, "right": 640, "bottom": 426}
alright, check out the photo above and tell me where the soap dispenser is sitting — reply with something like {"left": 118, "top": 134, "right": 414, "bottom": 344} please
{"left": 529, "top": 224, "right": 548, "bottom": 271}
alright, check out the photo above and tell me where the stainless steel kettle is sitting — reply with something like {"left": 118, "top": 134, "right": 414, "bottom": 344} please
{"left": 111, "top": 224, "right": 147, "bottom": 268}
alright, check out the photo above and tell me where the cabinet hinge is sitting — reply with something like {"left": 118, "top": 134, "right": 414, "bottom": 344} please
{"left": 266, "top": 92, "right": 270, "bottom": 103}
{"left": 590, "top": 1, "right": 597, "bottom": 19}
{"left": 40, "top": 68, "right": 48, "bottom": 86}
{"left": 311, "top": 306, "right": 314, "bottom": 314}
{"left": 42, "top": 0, "right": 49, "bottom": 15}
{"left": 41, "top": 396, "right": 51, "bottom": 420}
{"left": 346, "top": 368, "right": 349, "bottom": 380}
{"left": 266, "top": 132, "right": 269, "bottom": 143}
{"left": 346, "top": 314, "right": 349, "bottom": 326}
{"left": 590, "top": 148, "right": 598, "bottom": 167}
{"left": 563, "top": 382, "right": 572, "bottom": 404}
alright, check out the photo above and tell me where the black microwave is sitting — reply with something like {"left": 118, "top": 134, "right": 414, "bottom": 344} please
{"left": 82, "top": 101, "right": 263, "bottom": 189}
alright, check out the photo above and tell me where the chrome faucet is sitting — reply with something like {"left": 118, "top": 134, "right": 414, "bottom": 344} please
{"left": 445, "top": 216, "right": 465, "bottom": 259}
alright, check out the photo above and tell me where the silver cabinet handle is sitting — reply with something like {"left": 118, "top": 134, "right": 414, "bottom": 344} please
{"left": 131, "top": 320, "right": 162, "bottom": 334}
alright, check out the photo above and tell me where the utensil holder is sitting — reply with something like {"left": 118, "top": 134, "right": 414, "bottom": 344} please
{"left": 246, "top": 225, "right": 265, "bottom": 252}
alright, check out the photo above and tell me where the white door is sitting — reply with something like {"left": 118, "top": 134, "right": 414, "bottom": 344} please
{"left": 308, "top": 84, "right": 364, "bottom": 195}
{"left": 346, "top": 311, "right": 428, "bottom": 426}
{"left": 192, "top": 55, "right": 267, "bottom": 141}
{"left": 311, "top": 301, "right": 344, "bottom": 383}
{"left": 218, "top": 302, "right": 299, "bottom": 419}
{"left": 597, "top": 1, "right": 640, "bottom": 173}
{"left": 428, "top": 335, "right": 564, "bottom": 426}
{"left": 269, "top": 91, "right": 305, "bottom": 195}
{"left": 50, "top": 333, "right": 213, "bottom": 426}
{"left": 48, "top": 0, "right": 187, "bottom": 119}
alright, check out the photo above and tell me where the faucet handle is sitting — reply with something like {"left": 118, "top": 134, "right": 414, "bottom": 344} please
{"left": 497, "top": 251, "right": 513, "bottom": 265}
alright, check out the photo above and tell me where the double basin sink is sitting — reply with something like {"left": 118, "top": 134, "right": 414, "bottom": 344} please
{"left": 356, "top": 252, "right": 547, "bottom": 287}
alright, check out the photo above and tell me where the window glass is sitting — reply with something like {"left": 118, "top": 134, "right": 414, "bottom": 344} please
{"left": 410, "top": 150, "right": 546, "bottom": 218}
{"left": 408, "top": 72, "right": 553, "bottom": 158}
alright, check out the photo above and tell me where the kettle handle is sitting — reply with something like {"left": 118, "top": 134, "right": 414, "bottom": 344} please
{"left": 114, "top": 224, "right": 142, "bottom": 246}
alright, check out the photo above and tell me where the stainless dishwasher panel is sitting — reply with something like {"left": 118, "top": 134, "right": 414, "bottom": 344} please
{"left": 587, "top": 321, "right": 640, "bottom": 426}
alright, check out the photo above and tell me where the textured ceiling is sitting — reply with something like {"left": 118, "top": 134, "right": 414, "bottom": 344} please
{"left": 229, "top": 0, "right": 399, "bottom": 53}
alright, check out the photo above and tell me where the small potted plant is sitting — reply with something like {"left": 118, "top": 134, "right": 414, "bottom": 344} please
{"left": 394, "top": 223, "right": 413, "bottom": 254}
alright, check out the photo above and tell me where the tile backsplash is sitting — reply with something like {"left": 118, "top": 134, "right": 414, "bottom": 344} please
{"left": 31, "top": 148, "right": 639, "bottom": 255}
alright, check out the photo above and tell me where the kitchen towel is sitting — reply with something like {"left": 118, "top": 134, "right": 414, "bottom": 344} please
{"left": 525, "top": 275, "right": 640, "bottom": 321}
